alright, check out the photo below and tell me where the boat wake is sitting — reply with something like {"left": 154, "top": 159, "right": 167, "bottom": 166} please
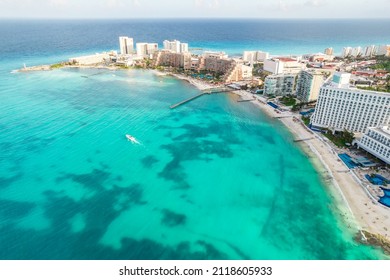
{"left": 126, "top": 134, "right": 141, "bottom": 145}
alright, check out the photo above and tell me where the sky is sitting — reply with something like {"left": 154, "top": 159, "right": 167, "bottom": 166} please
{"left": 0, "top": 0, "right": 390, "bottom": 19}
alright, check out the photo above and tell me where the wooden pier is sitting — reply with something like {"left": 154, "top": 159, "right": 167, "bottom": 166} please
{"left": 170, "top": 92, "right": 208, "bottom": 109}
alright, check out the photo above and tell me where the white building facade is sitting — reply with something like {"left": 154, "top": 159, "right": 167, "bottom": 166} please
{"left": 264, "top": 74, "right": 296, "bottom": 96}
{"left": 377, "top": 45, "right": 390, "bottom": 56}
{"left": 163, "top": 40, "right": 189, "bottom": 53}
{"left": 119, "top": 36, "right": 134, "bottom": 55}
{"left": 296, "top": 70, "right": 325, "bottom": 102}
{"left": 263, "top": 58, "right": 303, "bottom": 75}
{"left": 311, "top": 73, "right": 390, "bottom": 133}
{"left": 243, "top": 51, "right": 270, "bottom": 63}
{"left": 136, "top": 43, "right": 158, "bottom": 56}
{"left": 342, "top": 47, "right": 352, "bottom": 58}
{"left": 357, "top": 126, "right": 390, "bottom": 164}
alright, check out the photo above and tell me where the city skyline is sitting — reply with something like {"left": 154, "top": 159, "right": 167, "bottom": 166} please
{"left": 1, "top": 0, "right": 390, "bottom": 19}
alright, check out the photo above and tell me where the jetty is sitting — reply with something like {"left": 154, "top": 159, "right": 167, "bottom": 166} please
{"left": 170, "top": 92, "right": 208, "bottom": 109}
{"left": 170, "top": 86, "right": 235, "bottom": 109}
{"left": 202, "top": 87, "right": 236, "bottom": 94}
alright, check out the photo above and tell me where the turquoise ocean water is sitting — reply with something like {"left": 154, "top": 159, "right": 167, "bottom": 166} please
{"left": 1, "top": 19, "right": 390, "bottom": 259}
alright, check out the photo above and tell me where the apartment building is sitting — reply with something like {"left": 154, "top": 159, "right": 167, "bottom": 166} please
{"left": 243, "top": 51, "right": 270, "bottom": 63}
{"left": 136, "top": 43, "right": 158, "bottom": 57}
{"left": 377, "top": 45, "right": 390, "bottom": 56}
{"left": 163, "top": 40, "right": 189, "bottom": 54}
{"left": 357, "top": 126, "right": 390, "bottom": 164}
{"left": 264, "top": 74, "right": 296, "bottom": 96}
{"left": 263, "top": 57, "right": 303, "bottom": 74}
{"left": 311, "top": 72, "right": 390, "bottom": 133}
{"left": 296, "top": 70, "right": 326, "bottom": 102}
{"left": 153, "top": 50, "right": 192, "bottom": 69}
{"left": 119, "top": 36, "right": 134, "bottom": 55}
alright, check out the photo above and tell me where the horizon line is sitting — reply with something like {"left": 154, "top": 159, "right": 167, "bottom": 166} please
{"left": 1, "top": 17, "right": 390, "bottom": 20}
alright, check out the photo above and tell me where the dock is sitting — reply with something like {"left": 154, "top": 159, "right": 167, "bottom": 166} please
{"left": 170, "top": 92, "right": 208, "bottom": 109}
{"left": 170, "top": 87, "right": 236, "bottom": 109}
{"left": 202, "top": 87, "right": 237, "bottom": 94}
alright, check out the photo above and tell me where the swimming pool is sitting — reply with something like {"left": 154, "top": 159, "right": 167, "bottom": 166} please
{"left": 338, "top": 153, "right": 358, "bottom": 169}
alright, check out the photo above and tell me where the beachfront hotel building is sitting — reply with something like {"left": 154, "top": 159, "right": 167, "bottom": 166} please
{"left": 264, "top": 74, "right": 296, "bottom": 96}
{"left": 351, "top": 46, "right": 363, "bottom": 57}
{"left": 163, "top": 40, "right": 189, "bottom": 54}
{"left": 153, "top": 50, "right": 192, "bottom": 69}
{"left": 242, "top": 51, "right": 270, "bottom": 63}
{"left": 263, "top": 57, "right": 303, "bottom": 75}
{"left": 324, "top": 48, "right": 334, "bottom": 56}
{"left": 363, "top": 45, "right": 377, "bottom": 57}
{"left": 357, "top": 126, "right": 390, "bottom": 164}
{"left": 342, "top": 47, "right": 352, "bottom": 58}
{"left": 119, "top": 36, "right": 134, "bottom": 55}
{"left": 136, "top": 43, "right": 158, "bottom": 57}
{"left": 296, "top": 70, "right": 326, "bottom": 102}
{"left": 377, "top": 45, "right": 390, "bottom": 57}
{"left": 311, "top": 72, "right": 390, "bottom": 133}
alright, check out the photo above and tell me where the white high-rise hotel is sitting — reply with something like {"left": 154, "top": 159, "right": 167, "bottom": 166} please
{"left": 119, "top": 36, "right": 134, "bottom": 55}
{"left": 163, "top": 40, "right": 189, "bottom": 53}
{"left": 311, "top": 72, "right": 390, "bottom": 133}
{"left": 358, "top": 126, "right": 390, "bottom": 164}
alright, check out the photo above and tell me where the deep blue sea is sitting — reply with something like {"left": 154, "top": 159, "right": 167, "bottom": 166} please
{"left": 1, "top": 19, "right": 390, "bottom": 260}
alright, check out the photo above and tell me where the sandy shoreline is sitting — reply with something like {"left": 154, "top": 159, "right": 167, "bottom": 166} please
{"left": 16, "top": 64, "right": 390, "bottom": 254}
{"left": 166, "top": 74, "right": 390, "bottom": 242}
{"left": 231, "top": 90, "right": 390, "bottom": 243}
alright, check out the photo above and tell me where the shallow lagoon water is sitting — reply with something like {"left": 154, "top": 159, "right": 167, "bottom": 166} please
{"left": 0, "top": 68, "right": 385, "bottom": 259}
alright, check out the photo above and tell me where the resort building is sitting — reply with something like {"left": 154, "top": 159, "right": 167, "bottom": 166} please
{"left": 357, "top": 126, "right": 390, "bottom": 164}
{"left": 180, "top": 43, "right": 189, "bottom": 53}
{"left": 377, "top": 45, "right": 390, "bottom": 57}
{"left": 119, "top": 36, "right": 134, "bottom": 55}
{"left": 163, "top": 40, "right": 189, "bottom": 54}
{"left": 225, "top": 63, "right": 253, "bottom": 82}
{"left": 243, "top": 51, "right": 270, "bottom": 63}
{"left": 264, "top": 74, "right": 296, "bottom": 96}
{"left": 363, "top": 45, "right": 377, "bottom": 57}
{"left": 309, "top": 53, "right": 334, "bottom": 62}
{"left": 342, "top": 47, "right": 352, "bottom": 58}
{"left": 324, "top": 48, "right": 334, "bottom": 56}
{"left": 202, "top": 51, "right": 228, "bottom": 60}
{"left": 351, "top": 46, "right": 362, "bottom": 57}
{"left": 198, "top": 52, "right": 233, "bottom": 75}
{"left": 296, "top": 70, "right": 326, "bottom": 102}
{"left": 311, "top": 72, "right": 390, "bottom": 133}
{"left": 153, "top": 50, "right": 192, "bottom": 69}
{"left": 200, "top": 56, "right": 234, "bottom": 74}
{"left": 136, "top": 43, "right": 158, "bottom": 57}
{"left": 263, "top": 57, "right": 303, "bottom": 75}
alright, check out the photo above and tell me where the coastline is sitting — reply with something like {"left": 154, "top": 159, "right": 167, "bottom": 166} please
{"left": 232, "top": 89, "right": 390, "bottom": 254}
{"left": 166, "top": 72, "right": 390, "bottom": 254}
{"left": 17, "top": 64, "right": 390, "bottom": 254}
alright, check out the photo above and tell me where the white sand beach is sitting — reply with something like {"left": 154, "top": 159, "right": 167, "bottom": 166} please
{"left": 237, "top": 91, "right": 390, "bottom": 241}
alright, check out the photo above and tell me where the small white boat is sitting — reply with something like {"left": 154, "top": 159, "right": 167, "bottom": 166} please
{"left": 126, "top": 134, "right": 140, "bottom": 144}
